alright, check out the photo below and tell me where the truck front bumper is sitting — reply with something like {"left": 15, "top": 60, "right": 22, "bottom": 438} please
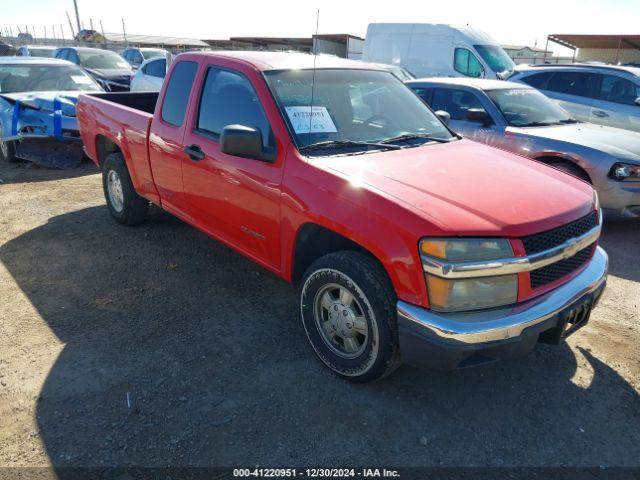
{"left": 397, "top": 246, "right": 608, "bottom": 370}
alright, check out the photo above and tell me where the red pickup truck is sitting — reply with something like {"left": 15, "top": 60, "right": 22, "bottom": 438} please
{"left": 77, "top": 52, "right": 608, "bottom": 382}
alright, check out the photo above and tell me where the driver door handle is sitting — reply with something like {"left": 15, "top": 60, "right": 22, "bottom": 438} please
{"left": 592, "top": 110, "right": 609, "bottom": 118}
{"left": 184, "top": 144, "right": 205, "bottom": 162}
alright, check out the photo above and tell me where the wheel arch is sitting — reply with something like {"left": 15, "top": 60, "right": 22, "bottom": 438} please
{"left": 535, "top": 154, "right": 593, "bottom": 183}
{"left": 291, "top": 223, "right": 389, "bottom": 287}
{"left": 95, "top": 134, "right": 122, "bottom": 167}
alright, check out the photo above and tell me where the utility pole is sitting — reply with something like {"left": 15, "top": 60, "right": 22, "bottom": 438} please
{"left": 72, "top": 0, "right": 81, "bottom": 35}
{"left": 66, "top": 12, "right": 75, "bottom": 40}
{"left": 122, "top": 18, "right": 128, "bottom": 46}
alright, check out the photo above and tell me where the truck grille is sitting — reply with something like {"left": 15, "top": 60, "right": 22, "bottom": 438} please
{"left": 530, "top": 246, "right": 594, "bottom": 289}
{"left": 522, "top": 211, "right": 598, "bottom": 255}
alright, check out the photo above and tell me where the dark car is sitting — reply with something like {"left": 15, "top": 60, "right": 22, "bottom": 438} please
{"left": 54, "top": 47, "right": 132, "bottom": 91}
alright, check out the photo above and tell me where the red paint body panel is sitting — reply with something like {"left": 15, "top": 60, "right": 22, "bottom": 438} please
{"left": 77, "top": 95, "right": 159, "bottom": 204}
{"left": 76, "top": 51, "right": 597, "bottom": 310}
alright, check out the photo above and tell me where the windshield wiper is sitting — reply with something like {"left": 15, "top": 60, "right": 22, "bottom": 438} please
{"left": 379, "top": 133, "right": 453, "bottom": 145}
{"left": 299, "top": 140, "right": 401, "bottom": 153}
{"left": 558, "top": 118, "right": 580, "bottom": 124}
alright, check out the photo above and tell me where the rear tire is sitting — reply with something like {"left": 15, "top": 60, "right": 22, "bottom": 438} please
{"left": 300, "top": 251, "right": 401, "bottom": 382}
{"left": 102, "top": 152, "right": 148, "bottom": 225}
{"left": 549, "top": 161, "right": 591, "bottom": 183}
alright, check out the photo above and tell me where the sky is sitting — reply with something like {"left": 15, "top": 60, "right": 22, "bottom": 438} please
{"left": 2, "top": 0, "right": 639, "bottom": 56}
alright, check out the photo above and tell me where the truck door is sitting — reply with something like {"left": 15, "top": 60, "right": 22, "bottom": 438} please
{"left": 181, "top": 65, "right": 284, "bottom": 271}
{"left": 148, "top": 60, "right": 199, "bottom": 219}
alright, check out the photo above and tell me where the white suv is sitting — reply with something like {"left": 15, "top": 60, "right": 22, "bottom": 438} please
{"left": 509, "top": 64, "right": 640, "bottom": 133}
{"left": 130, "top": 56, "right": 168, "bottom": 92}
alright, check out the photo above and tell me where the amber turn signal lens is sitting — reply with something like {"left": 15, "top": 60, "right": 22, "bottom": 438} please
{"left": 420, "top": 239, "right": 447, "bottom": 258}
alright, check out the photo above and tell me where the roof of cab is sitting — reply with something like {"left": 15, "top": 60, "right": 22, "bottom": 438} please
{"left": 0, "top": 57, "right": 74, "bottom": 66}
{"left": 177, "top": 51, "right": 383, "bottom": 72}
{"left": 407, "top": 77, "right": 533, "bottom": 91}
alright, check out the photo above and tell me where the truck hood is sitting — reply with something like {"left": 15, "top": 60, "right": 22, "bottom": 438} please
{"left": 0, "top": 91, "right": 80, "bottom": 117}
{"left": 510, "top": 122, "right": 640, "bottom": 163}
{"left": 315, "top": 139, "right": 594, "bottom": 236}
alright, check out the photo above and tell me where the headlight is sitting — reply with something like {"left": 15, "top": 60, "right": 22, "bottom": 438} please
{"left": 609, "top": 163, "right": 640, "bottom": 182}
{"left": 420, "top": 238, "right": 517, "bottom": 312}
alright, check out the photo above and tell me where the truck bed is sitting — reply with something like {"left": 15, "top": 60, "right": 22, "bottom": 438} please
{"left": 76, "top": 91, "right": 161, "bottom": 204}
{"left": 86, "top": 92, "right": 159, "bottom": 115}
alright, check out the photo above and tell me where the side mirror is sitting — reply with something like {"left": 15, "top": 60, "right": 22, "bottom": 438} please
{"left": 635, "top": 97, "right": 640, "bottom": 106}
{"left": 466, "top": 108, "right": 492, "bottom": 126}
{"left": 435, "top": 110, "right": 451, "bottom": 124}
{"left": 220, "top": 124, "right": 276, "bottom": 162}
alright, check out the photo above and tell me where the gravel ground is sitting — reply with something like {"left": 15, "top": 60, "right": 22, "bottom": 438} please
{"left": 0, "top": 160, "right": 638, "bottom": 470}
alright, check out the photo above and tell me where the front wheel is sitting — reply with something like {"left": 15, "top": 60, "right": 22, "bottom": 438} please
{"left": 300, "top": 251, "right": 400, "bottom": 382}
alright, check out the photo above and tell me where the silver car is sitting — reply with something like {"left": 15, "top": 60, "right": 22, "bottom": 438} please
{"left": 508, "top": 64, "right": 640, "bottom": 133}
{"left": 407, "top": 77, "right": 640, "bottom": 218}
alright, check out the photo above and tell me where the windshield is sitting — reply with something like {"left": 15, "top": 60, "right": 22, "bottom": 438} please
{"left": 142, "top": 49, "right": 166, "bottom": 60}
{"left": 0, "top": 64, "right": 101, "bottom": 93}
{"left": 28, "top": 48, "right": 55, "bottom": 58}
{"left": 474, "top": 45, "right": 515, "bottom": 74}
{"left": 265, "top": 69, "right": 453, "bottom": 151}
{"left": 487, "top": 88, "right": 576, "bottom": 127}
{"left": 78, "top": 50, "right": 131, "bottom": 70}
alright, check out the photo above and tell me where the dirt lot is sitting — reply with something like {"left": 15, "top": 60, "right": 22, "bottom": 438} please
{"left": 0, "top": 160, "right": 638, "bottom": 470}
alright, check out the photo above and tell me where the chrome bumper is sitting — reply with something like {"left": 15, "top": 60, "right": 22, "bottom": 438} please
{"left": 397, "top": 246, "right": 608, "bottom": 346}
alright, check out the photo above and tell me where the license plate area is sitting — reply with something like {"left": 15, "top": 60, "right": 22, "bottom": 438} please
{"left": 560, "top": 299, "right": 593, "bottom": 338}
{"left": 538, "top": 291, "right": 598, "bottom": 345}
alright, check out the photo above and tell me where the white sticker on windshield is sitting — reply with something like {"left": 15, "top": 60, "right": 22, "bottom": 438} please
{"left": 71, "top": 75, "right": 93, "bottom": 84}
{"left": 285, "top": 106, "right": 337, "bottom": 134}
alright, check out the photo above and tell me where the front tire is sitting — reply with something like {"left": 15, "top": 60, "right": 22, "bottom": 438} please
{"left": 300, "top": 251, "right": 400, "bottom": 382}
{"left": 102, "top": 152, "right": 148, "bottom": 225}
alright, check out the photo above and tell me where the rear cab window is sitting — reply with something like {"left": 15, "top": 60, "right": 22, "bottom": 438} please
{"left": 161, "top": 61, "right": 198, "bottom": 126}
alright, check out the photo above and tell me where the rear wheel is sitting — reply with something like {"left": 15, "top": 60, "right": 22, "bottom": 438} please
{"left": 300, "top": 251, "right": 400, "bottom": 382}
{"left": 102, "top": 152, "right": 148, "bottom": 225}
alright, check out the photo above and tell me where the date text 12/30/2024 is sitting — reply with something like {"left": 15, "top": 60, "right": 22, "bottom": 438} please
{"left": 233, "top": 468, "right": 401, "bottom": 478}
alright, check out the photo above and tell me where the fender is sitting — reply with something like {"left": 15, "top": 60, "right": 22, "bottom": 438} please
{"left": 280, "top": 147, "right": 430, "bottom": 307}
